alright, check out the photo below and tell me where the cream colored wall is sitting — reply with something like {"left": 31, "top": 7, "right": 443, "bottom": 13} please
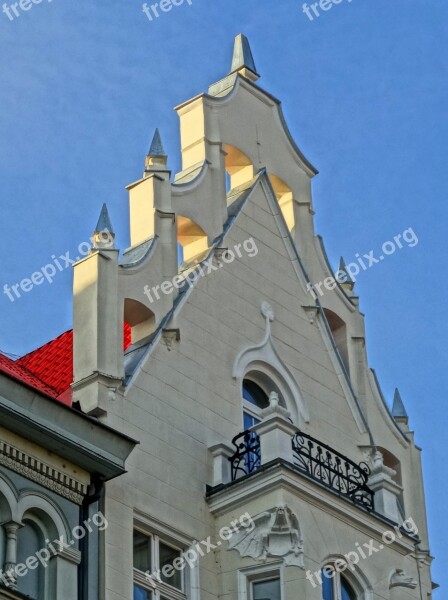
{"left": 101, "top": 179, "right": 430, "bottom": 599}
{"left": 71, "top": 69, "right": 433, "bottom": 599}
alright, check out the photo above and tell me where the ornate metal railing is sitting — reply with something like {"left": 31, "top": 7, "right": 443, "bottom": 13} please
{"left": 229, "top": 429, "right": 261, "bottom": 481}
{"left": 292, "top": 431, "right": 374, "bottom": 511}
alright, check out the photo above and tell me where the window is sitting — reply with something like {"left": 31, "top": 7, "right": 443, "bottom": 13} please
{"left": 133, "top": 529, "right": 186, "bottom": 600}
{"left": 16, "top": 520, "right": 45, "bottom": 599}
{"left": 243, "top": 379, "right": 270, "bottom": 429}
{"left": 322, "top": 566, "right": 357, "bottom": 600}
{"left": 239, "top": 567, "right": 282, "bottom": 600}
{"left": 252, "top": 577, "right": 281, "bottom": 600}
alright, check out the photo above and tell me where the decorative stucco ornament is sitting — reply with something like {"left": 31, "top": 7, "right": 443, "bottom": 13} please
{"left": 227, "top": 505, "right": 304, "bottom": 568}
{"left": 390, "top": 569, "right": 417, "bottom": 589}
{"left": 261, "top": 302, "right": 275, "bottom": 322}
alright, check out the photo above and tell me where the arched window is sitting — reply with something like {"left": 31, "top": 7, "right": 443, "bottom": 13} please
{"left": 16, "top": 519, "right": 45, "bottom": 598}
{"left": 243, "top": 378, "right": 270, "bottom": 430}
{"left": 322, "top": 565, "right": 358, "bottom": 600}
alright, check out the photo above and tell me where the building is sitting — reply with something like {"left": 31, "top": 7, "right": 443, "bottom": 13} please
{"left": 1, "top": 34, "right": 435, "bottom": 600}
{"left": 0, "top": 348, "right": 137, "bottom": 600}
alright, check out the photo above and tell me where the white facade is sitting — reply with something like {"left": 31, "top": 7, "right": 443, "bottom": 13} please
{"left": 71, "top": 35, "right": 434, "bottom": 600}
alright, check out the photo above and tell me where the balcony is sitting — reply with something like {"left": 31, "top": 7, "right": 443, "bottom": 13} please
{"left": 228, "top": 428, "right": 374, "bottom": 512}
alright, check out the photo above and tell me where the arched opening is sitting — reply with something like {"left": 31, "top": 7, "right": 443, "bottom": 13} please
{"left": 0, "top": 480, "right": 15, "bottom": 572}
{"left": 268, "top": 174, "right": 295, "bottom": 231}
{"left": 324, "top": 309, "right": 350, "bottom": 374}
{"left": 17, "top": 518, "right": 45, "bottom": 598}
{"left": 224, "top": 145, "right": 254, "bottom": 191}
{"left": 242, "top": 371, "right": 288, "bottom": 429}
{"left": 124, "top": 299, "right": 156, "bottom": 343}
{"left": 177, "top": 216, "right": 208, "bottom": 263}
{"left": 322, "top": 564, "right": 360, "bottom": 600}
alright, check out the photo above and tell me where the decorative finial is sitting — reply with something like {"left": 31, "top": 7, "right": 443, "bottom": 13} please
{"left": 336, "top": 256, "right": 355, "bottom": 290}
{"left": 148, "top": 128, "right": 166, "bottom": 157}
{"left": 392, "top": 388, "right": 408, "bottom": 421}
{"left": 92, "top": 203, "right": 115, "bottom": 249}
{"left": 230, "top": 34, "right": 260, "bottom": 82}
{"left": 261, "top": 301, "right": 275, "bottom": 321}
{"left": 145, "top": 128, "right": 168, "bottom": 174}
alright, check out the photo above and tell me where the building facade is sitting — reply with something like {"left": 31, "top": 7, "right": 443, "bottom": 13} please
{"left": 0, "top": 350, "right": 136, "bottom": 599}
{"left": 2, "top": 34, "right": 435, "bottom": 600}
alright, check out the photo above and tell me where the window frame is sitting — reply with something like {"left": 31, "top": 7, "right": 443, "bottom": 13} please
{"left": 238, "top": 563, "right": 283, "bottom": 600}
{"left": 322, "top": 562, "right": 367, "bottom": 600}
{"left": 133, "top": 516, "right": 199, "bottom": 600}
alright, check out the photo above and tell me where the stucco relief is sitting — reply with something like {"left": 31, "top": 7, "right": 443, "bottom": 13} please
{"left": 227, "top": 505, "right": 304, "bottom": 568}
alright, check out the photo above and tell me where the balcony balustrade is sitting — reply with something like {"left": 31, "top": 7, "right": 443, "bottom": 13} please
{"left": 228, "top": 428, "right": 374, "bottom": 512}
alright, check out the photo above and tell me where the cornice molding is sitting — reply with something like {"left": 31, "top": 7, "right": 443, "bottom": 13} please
{"left": 0, "top": 440, "right": 87, "bottom": 505}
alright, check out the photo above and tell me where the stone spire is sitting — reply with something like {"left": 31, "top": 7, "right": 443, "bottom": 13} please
{"left": 92, "top": 203, "right": 115, "bottom": 249}
{"left": 230, "top": 34, "right": 260, "bottom": 82}
{"left": 145, "top": 128, "right": 168, "bottom": 173}
{"left": 336, "top": 256, "right": 355, "bottom": 291}
{"left": 392, "top": 388, "right": 409, "bottom": 423}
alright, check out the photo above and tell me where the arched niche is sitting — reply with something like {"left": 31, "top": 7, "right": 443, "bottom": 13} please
{"left": 124, "top": 298, "right": 156, "bottom": 343}
{"left": 323, "top": 308, "right": 350, "bottom": 374}
{"left": 268, "top": 174, "right": 295, "bottom": 231}
{"left": 177, "top": 215, "right": 209, "bottom": 262}
{"left": 225, "top": 145, "right": 255, "bottom": 191}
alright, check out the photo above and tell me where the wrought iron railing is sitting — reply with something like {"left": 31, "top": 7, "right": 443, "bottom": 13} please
{"left": 291, "top": 431, "right": 374, "bottom": 510}
{"left": 229, "top": 429, "right": 261, "bottom": 481}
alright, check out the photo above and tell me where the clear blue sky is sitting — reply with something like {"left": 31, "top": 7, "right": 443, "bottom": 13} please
{"left": 0, "top": 0, "right": 446, "bottom": 593}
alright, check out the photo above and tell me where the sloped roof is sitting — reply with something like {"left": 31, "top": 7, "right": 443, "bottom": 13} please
{"left": 17, "top": 330, "right": 75, "bottom": 398}
{"left": 0, "top": 352, "right": 63, "bottom": 401}
{"left": 0, "top": 324, "right": 132, "bottom": 407}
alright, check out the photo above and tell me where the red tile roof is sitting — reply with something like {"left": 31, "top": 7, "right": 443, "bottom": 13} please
{"left": 17, "top": 330, "right": 75, "bottom": 400}
{"left": 0, "top": 352, "right": 64, "bottom": 401}
{"left": 0, "top": 324, "right": 132, "bottom": 408}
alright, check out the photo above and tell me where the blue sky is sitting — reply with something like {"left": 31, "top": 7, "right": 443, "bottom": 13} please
{"left": 0, "top": 0, "right": 446, "bottom": 593}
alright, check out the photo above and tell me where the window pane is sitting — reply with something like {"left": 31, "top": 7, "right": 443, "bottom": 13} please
{"left": 244, "top": 412, "right": 260, "bottom": 429}
{"left": 243, "top": 380, "right": 270, "bottom": 409}
{"left": 341, "top": 577, "right": 356, "bottom": 600}
{"left": 322, "top": 571, "right": 334, "bottom": 600}
{"left": 252, "top": 578, "right": 281, "bottom": 600}
{"left": 134, "top": 531, "right": 152, "bottom": 572}
{"left": 133, "top": 584, "right": 152, "bottom": 600}
{"left": 159, "top": 542, "right": 182, "bottom": 590}
{"left": 17, "top": 521, "right": 44, "bottom": 599}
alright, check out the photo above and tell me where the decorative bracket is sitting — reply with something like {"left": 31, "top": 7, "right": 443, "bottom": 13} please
{"left": 301, "top": 305, "right": 318, "bottom": 325}
{"left": 162, "top": 329, "right": 180, "bottom": 351}
{"left": 390, "top": 569, "right": 417, "bottom": 589}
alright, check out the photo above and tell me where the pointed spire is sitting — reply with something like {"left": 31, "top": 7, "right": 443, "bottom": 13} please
{"left": 230, "top": 34, "right": 260, "bottom": 82}
{"left": 92, "top": 203, "right": 115, "bottom": 249}
{"left": 336, "top": 256, "right": 355, "bottom": 290}
{"left": 392, "top": 388, "right": 408, "bottom": 420}
{"left": 145, "top": 128, "right": 168, "bottom": 174}
{"left": 95, "top": 203, "right": 114, "bottom": 234}
{"left": 148, "top": 128, "right": 166, "bottom": 157}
